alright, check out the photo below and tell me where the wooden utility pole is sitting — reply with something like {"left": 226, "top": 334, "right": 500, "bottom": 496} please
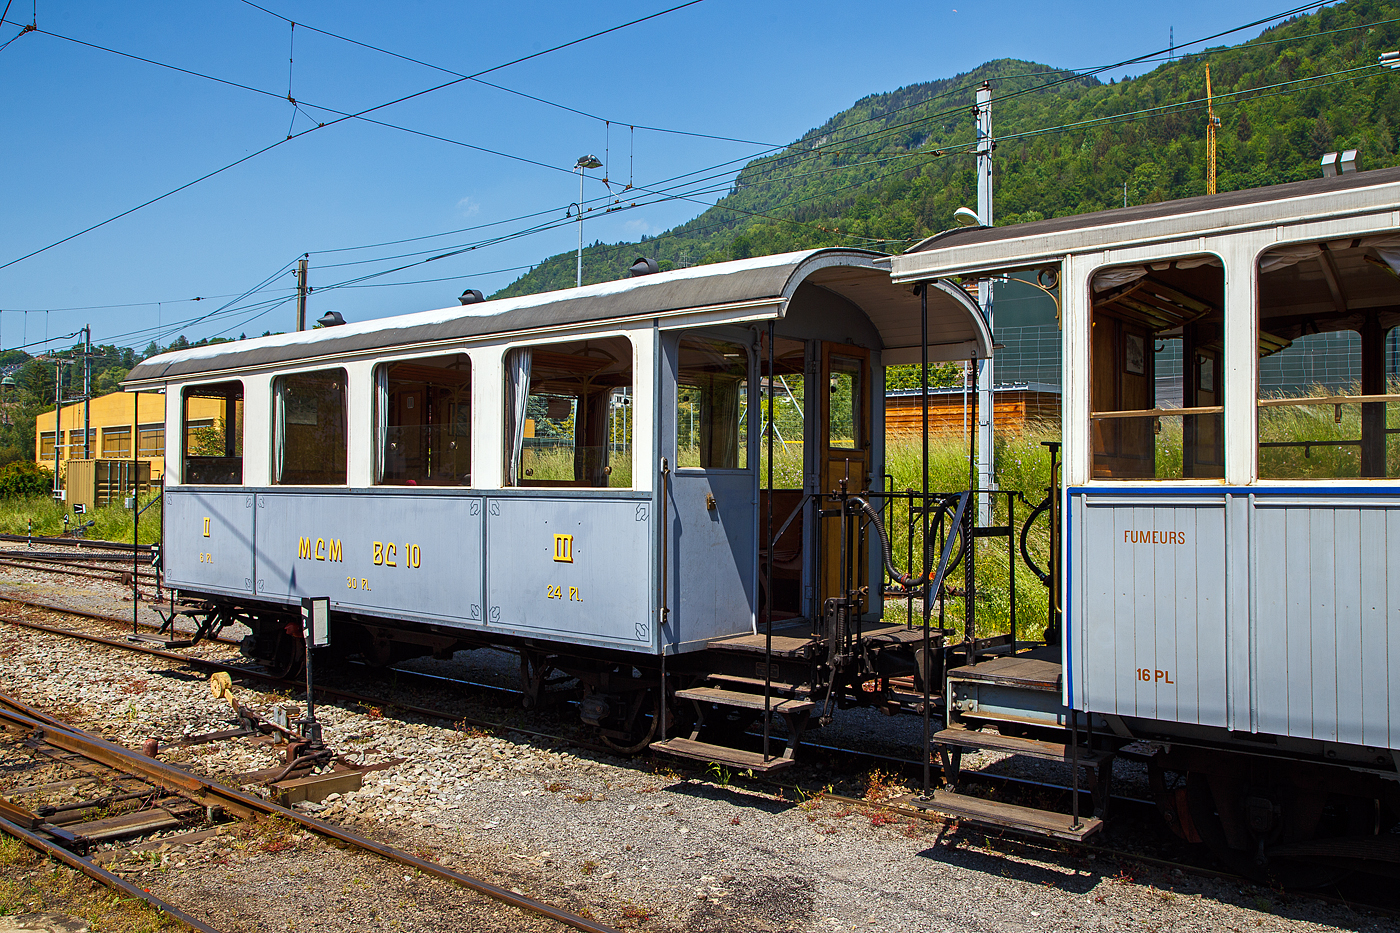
{"left": 1206, "top": 65, "right": 1220, "bottom": 195}
{"left": 296, "top": 256, "right": 309, "bottom": 331}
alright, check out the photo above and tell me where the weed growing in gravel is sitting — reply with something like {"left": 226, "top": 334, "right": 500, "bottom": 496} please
{"left": 868, "top": 810, "right": 896, "bottom": 827}
{"left": 580, "top": 860, "right": 599, "bottom": 875}
{"left": 862, "top": 768, "right": 901, "bottom": 802}
{"left": 0, "top": 856, "right": 177, "bottom": 931}
{"left": 545, "top": 781, "right": 567, "bottom": 793}
{"left": 706, "top": 763, "right": 734, "bottom": 787}
{"left": 573, "top": 792, "right": 593, "bottom": 803}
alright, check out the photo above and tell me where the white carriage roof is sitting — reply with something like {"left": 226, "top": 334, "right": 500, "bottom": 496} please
{"left": 889, "top": 166, "right": 1400, "bottom": 283}
{"left": 125, "top": 248, "right": 991, "bottom": 386}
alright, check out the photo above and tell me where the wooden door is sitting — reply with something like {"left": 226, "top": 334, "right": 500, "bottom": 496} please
{"left": 818, "top": 343, "right": 870, "bottom": 604}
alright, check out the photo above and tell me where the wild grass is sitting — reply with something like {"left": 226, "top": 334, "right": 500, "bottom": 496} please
{"left": 877, "top": 424, "right": 1060, "bottom": 640}
{"left": 0, "top": 834, "right": 177, "bottom": 930}
{"left": 0, "top": 492, "right": 162, "bottom": 544}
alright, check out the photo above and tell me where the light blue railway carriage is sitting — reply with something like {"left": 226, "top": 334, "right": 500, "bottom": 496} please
{"left": 124, "top": 249, "right": 990, "bottom": 757}
{"left": 890, "top": 166, "right": 1400, "bottom": 878}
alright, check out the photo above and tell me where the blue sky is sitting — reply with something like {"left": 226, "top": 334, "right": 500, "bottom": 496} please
{"left": 0, "top": 1, "right": 1330, "bottom": 352}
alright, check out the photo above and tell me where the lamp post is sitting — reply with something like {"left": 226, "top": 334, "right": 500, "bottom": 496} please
{"left": 573, "top": 154, "right": 602, "bottom": 287}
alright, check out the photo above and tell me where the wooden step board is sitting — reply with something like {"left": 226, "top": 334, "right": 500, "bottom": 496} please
{"left": 708, "top": 632, "right": 820, "bottom": 659}
{"left": 706, "top": 673, "right": 807, "bottom": 694}
{"left": 934, "top": 729, "right": 1102, "bottom": 765}
{"left": 896, "top": 790, "right": 1103, "bottom": 842}
{"left": 649, "top": 737, "right": 794, "bottom": 773}
{"left": 676, "top": 686, "right": 814, "bottom": 715}
{"left": 947, "top": 654, "right": 1061, "bottom": 692}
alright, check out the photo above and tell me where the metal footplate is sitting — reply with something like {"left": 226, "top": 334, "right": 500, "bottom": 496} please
{"left": 897, "top": 789, "right": 1104, "bottom": 842}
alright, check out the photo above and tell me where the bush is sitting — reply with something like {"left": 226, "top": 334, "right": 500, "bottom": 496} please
{"left": 0, "top": 460, "right": 53, "bottom": 499}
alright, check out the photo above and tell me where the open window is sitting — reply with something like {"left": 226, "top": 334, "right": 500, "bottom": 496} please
{"left": 377, "top": 353, "right": 471, "bottom": 486}
{"left": 677, "top": 336, "right": 750, "bottom": 470}
{"left": 504, "top": 336, "right": 633, "bottom": 488}
{"left": 1257, "top": 238, "right": 1400, "bottom": 478}
{"left": 275, "top": 369, "right": 347, "bottom": 485}
{"left": 1089, "top": 258, "right": 1224, "bottom": 479}
{"left": 183, "top": 381, "right": 243, "bottom": 484}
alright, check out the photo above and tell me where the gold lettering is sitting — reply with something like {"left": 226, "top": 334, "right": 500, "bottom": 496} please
{"left": 328, "top": 539, "right": 342, "bottom": 562}
{"left": 386, "top": 543, "right": 397, "bottom": 567}
{"left": 316, "top": 538, "right": 326, "bottom": 561}
{"left": 298, "top": 537, "right": 312, "bottom": 560}
{"left": 373, "top": 542, "right": 383, "bottom": 565}
{"left": 553, "top": 534, "right": 574, "bottom": 563}
{"left": 202, "top": 517, "right": 211, "bottom": 537}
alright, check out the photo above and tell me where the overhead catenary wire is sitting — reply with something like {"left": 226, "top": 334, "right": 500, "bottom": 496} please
{"left": 0, "top": 0, "right": 709, "bottom": 272}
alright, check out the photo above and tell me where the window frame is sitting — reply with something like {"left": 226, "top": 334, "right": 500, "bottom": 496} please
{"left": 273, "top": 367, "right": 349, "bottom": 487}
{"left": 1086, "top": 253, "right": 1227, "bottom": 483}
{"left": 675, "top": 332, "right": 754, "bottom": 473}
{"left": 373, "top": 352, "right": 473, "bottom": 488}
{"left": 180, "top": 380, "right": 244, "bottom": 486}
{"left": 502, "top": 334, "right": 636, "bottom": 490}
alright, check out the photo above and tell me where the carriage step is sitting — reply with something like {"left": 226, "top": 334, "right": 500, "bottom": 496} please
{"left": 897, "top": 790, "right": 1103, "bottom": 842}
{"left": 126, "top": 633, "right": 195, "bottom": 649}
{"left": 676, "top": 686, "right": 815, "bottom": 715}
{"left": 706, "top": 673, "right": 807, "bottom": 695}
{"left": 649, "top": 737, "right": 794, "bottom": 773}
{"left": 708, "top": 632, "right": 820, "bottom": 659}
{"left": 934, "top": 728, "right": 1103, "bottom": 765}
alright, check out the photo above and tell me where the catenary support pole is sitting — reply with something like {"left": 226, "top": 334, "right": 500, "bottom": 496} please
{"left": 975, "top": 80, "right": 995, "bottom": 526}
{"left": 296, "top": 256, "right": 309, "bottom": 331}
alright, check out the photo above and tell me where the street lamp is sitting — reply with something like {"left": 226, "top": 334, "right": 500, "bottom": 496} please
{"left": 573, "top": 154, "right": 602, "bottom": 287}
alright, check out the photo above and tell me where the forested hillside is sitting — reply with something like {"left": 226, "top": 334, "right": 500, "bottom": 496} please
{"left": 495, "top": 0, "right": 1400, "bottom": 297}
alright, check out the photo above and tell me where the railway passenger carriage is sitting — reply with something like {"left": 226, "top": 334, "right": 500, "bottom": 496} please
{"left": 130, "top": 166, "right": 1400, "bottom": 881}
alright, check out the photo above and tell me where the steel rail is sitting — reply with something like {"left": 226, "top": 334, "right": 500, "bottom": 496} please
{"left": 0, "top": 813, "right": 222, "bottom": 933}
{"left": 0, "top": 694, "right": 622, "bottom": 933}
{"left": 0, "top": 532, "right": 153, "bottom": 551}
{"left": 0, "top": 611, "right": 604, "bottom": 753}
{"left": 6, "top": 606, "right": 1396, "bottom": 914}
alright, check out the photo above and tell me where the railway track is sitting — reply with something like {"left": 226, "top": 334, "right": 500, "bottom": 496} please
{"left": 0, "top": 690, "right": 620, "bottom": 933}
{"left": 2, "top": 598, "right": 1395, "bottom": 919}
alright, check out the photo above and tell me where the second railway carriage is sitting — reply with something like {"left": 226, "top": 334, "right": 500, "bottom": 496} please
{"left": 890, "top": 165, "right": 1400, "bottom": 879}
{"left": 123, "top": 248, "right": 991, "bottom": 757}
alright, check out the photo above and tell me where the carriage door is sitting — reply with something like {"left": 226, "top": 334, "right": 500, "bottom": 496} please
{"left": 819, "top": 344, "right": 870, "bottom": 604}
{"left": 665, "top": 333, "right": 757, "bottom": 650}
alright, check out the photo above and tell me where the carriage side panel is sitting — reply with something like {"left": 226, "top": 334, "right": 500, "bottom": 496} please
{"left": 484, "top": 495, "right": 654, "bottom": 651}
{"left": 1075, "top": 494, "right": 1227, "bottom": 726}
{"left": 252, "top": 491, "right": 485, "bottom": 625}
{"left": 165, "top": 489, "right": 255, "bottom": 596}
{"left": 1252, "top": 497, "right": 1400, "bottom": 747}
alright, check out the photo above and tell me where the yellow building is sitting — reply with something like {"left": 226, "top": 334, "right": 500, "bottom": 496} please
{"left": 34, "top": 391, "right": 222, "bottom": 481}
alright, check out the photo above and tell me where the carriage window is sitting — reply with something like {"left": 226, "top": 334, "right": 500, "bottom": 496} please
{"left": 504, "top": 336, "right": 632, "bottom": 488}
{"left": 276, "top": 369, "right": 347, "bottom": 485}
{"left": 377, "top": 354, "right": 471, "bottom": 486}
{"left": 183, "top": 381, "right": 243, "bottom": 484}
{"left": 827, "top": 354, "right": 863, "bottom": 450}
{"left": 1089, "top": 257, "right": 1224, "bottom": 480}
{"left": 1257, "top": 239, "right": 1400, "bottom": 478}
{"left": 758, "top": 336, "right": 807, "bottom": 488}
{"left": 677, "top": 336, "right": 749, "bottom": 470}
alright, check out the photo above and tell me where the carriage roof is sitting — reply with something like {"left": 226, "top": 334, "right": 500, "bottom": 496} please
{"left": 125, "top": 247, "right": 991, "bottom": 388}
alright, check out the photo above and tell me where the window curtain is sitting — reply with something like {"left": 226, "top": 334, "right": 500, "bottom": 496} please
{"left": 273, "top": 381, "right": 286, "bottom": 483}
{"left": 375, "top": 367, "right": 389, "bottom": 484}
{"left": 699, "top": 376, "right": 740, "bottom": 469}
{"left": 504, "top": 347, "right": 532, "bottom": 485}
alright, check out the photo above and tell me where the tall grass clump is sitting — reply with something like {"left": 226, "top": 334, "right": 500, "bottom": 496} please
{"left": 1257, "top": 382, "right": 1400, "bottom": 478}
{"left": 0, "top": 491, "right": 161, "bottom": 544}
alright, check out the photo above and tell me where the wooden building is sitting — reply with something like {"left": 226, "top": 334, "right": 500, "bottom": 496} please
{"left": 884, "top": 383, "right": 1060, "bottom": 437}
